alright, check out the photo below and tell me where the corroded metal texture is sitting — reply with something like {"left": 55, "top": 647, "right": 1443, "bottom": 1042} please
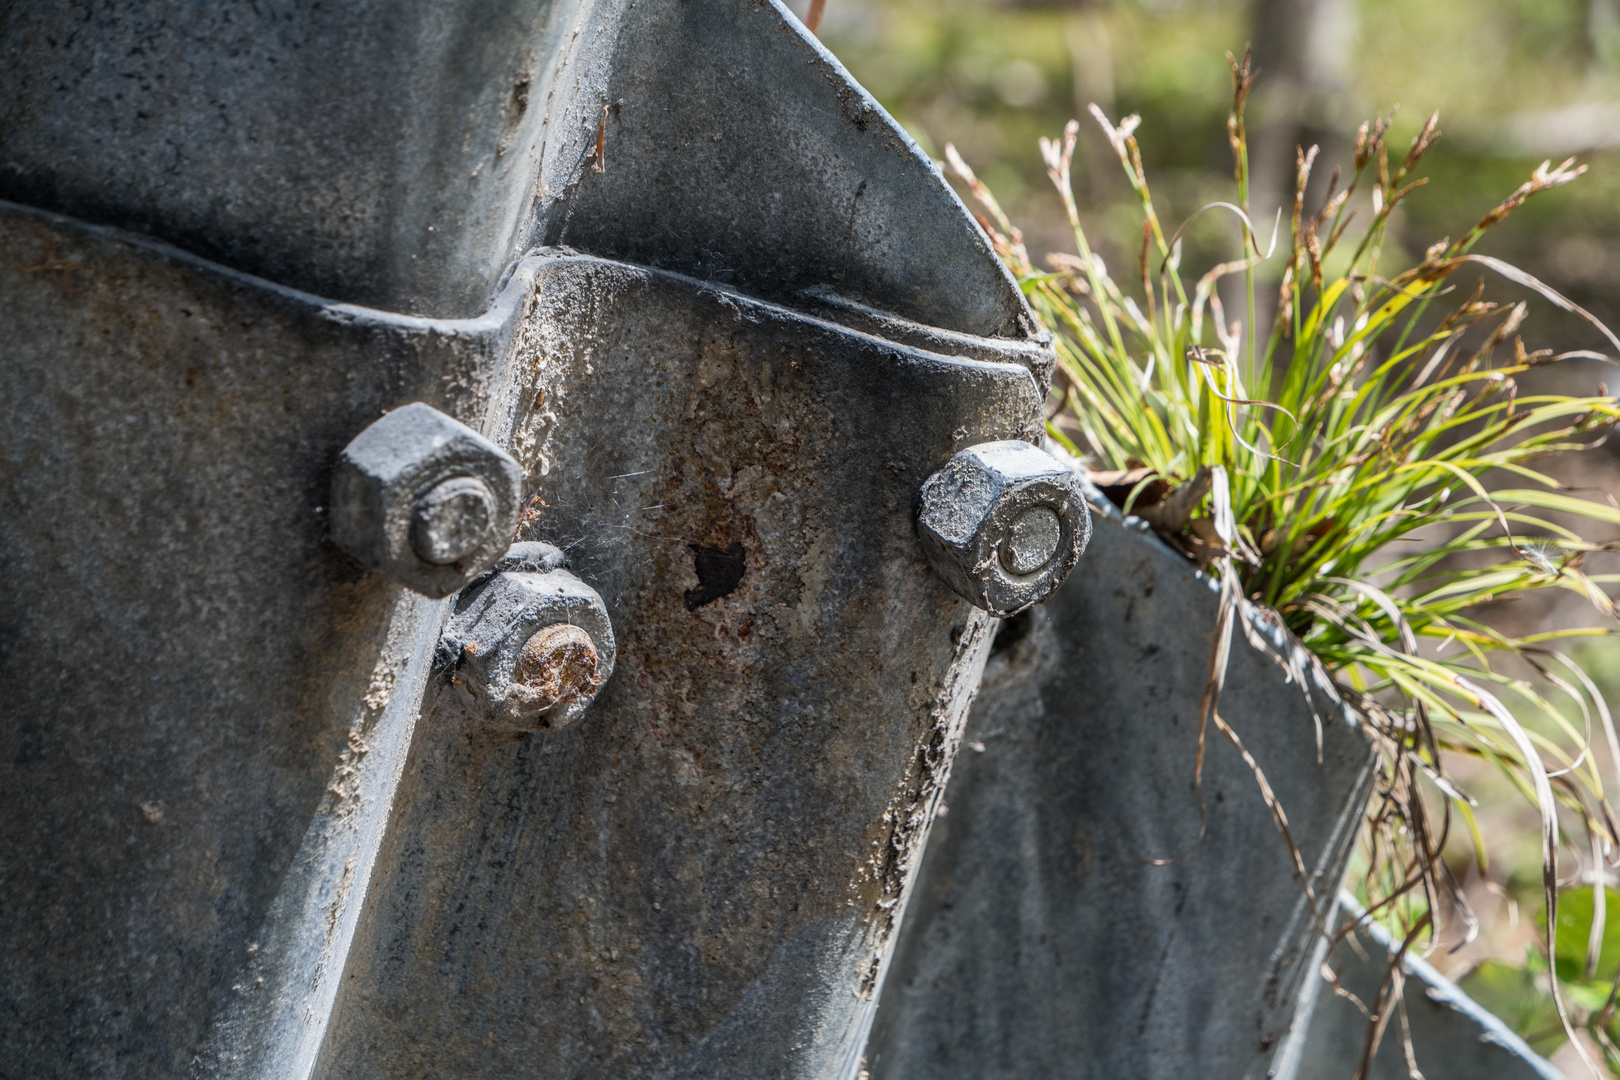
{"left": 514, "top": 624, "right": 603, "bottom": 709}
{"left": 312, "top": 254, "right": 1044, "bottom": 1080}
{"left": 443, "top": 543, "right": 618, "bottom": 732}
{"left": 867, "top": 503, "right": 1376, "bottom": 1080}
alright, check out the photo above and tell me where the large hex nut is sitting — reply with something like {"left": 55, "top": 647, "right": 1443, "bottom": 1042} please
{"left": 916, "top": 440, "right": 1091, "bottom": 616}
{"left": 330, "top": 402, "right": 522, "bottom": 599}
{"left": 443, "top": 543, "right": 616, "bottom": 732}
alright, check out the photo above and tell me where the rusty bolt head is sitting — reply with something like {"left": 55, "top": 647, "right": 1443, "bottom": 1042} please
{"left": 509, "top": 624, "right": 604, "bottom": 716}
{"left": 444, "top": 543, "right": 616, "bottom": 731}
{"left": 916, "top": 440, "right": 1090, "bottom": 616}
{"left": 330, "top": 402, "right": 522, "bottom": 598}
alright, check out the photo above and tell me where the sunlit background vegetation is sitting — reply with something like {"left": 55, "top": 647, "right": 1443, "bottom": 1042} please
{"left": 792, "top": 0, "right": 1620, "bottom": 1070}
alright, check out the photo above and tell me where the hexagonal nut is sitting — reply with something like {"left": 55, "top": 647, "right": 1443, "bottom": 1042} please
{"left": 916, "top": 440, "right": 1091, "bottom": 616}
{"left": 330, "top": 402, "right": 522, "bottom": 599}
{"left": 444, "top": 546, "right": 616, "bottom": 732}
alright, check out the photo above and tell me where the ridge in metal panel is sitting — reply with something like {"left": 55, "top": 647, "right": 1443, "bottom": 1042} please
{"left": 0, "top": 201, "right": 528, "bottom": 1080}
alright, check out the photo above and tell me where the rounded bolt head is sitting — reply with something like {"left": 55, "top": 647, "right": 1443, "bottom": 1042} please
{"left": 411, "top": 476, "right": 496, "bottom": 565}
{"left": 1001, "top": 505, "right": 1062, "bottom": 575}
{"left": 508, "top": 624, "right": 604, "bottom": 723}
{"left": 916, "top": 440, "right": 1091, "bottom": 616}
{"left": 445, "top": 553, "right": 617, "bottom": 733}
{"left": 329, "top": 402, "right": 522, "bottom": 598}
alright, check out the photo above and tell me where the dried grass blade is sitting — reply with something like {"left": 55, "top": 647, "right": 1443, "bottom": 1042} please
{"left": 1458, "top": 254, "right": 1620, "bottom": 358}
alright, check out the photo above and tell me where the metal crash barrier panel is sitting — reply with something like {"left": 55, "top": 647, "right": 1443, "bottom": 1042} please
{"left": 0, "top": 2, "right": 1080, "bottom": 1077}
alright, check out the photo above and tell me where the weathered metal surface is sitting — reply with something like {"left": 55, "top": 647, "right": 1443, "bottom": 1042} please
{"left": 866, "top": 499, "right": 1377, "bottom": 1080}
{"left": 0, "top": 0, "right": 572, "bottom": 317}
{"left": 0, "top": 0, "right": 1030, "bottom": 335}
{"left": 536, "top": 0, "right": 1033, "bottom": 339}
{"left": 1, "top": 0, "right": 1063, "bottom": 1075}
{"left": 1275, "top": 896, "right": 1565, "bottom": 1080}
{"left": 310, "top": 253, "right": 1045, "bottom": 1080}
{"left": 0, "top": 210, "right": 1049, "bottom": 1080}
{"left": 0, "top": 200, "right": 528, "bottom": 1078}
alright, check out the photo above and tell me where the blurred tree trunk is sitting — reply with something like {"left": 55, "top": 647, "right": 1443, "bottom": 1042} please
{"left": 1247, "top": 0, "right": 1356, "bottom": 229}
{"left": 1241, "top": 0, "right": 1356, "bottom": 343}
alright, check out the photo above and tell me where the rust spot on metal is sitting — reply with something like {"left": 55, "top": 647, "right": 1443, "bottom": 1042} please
{"left": 683, "top": 541, "right": 745, "bottom": 610}
{"left": 510, "top": 624, "right": 602, "bottom": 722}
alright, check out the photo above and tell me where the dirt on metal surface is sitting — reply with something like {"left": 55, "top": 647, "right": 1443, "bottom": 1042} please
{"left": 0, "top": 202, "right": 515, "bottom": 1078}
{"left": 314, "top": 255, "right": 1043, "bottom": 1080}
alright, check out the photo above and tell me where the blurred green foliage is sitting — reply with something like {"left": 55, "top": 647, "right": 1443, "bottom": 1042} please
{"left": 819, "top": 0, "right": 1620, "bottom": 335}
{"left": 1458, "top": 885, "right": 1620, "bottom": 1059}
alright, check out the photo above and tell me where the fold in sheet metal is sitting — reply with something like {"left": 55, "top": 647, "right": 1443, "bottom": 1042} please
{"left": 1275, "top": 895, "right": 1565, "bottom": 1080}
{"left": 0, "top": 1, "right": 1054, "bottom": 1077}
{"left": 866, "top": 503, "right": 1377, "bottom": 1080}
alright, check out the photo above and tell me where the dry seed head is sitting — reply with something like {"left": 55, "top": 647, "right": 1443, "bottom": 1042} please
{"left": 1437, "top": 278, "right": 1487, "bottom": 333}
{"left": 1403, "top": 112, "right": 1441, "bottom": 171}
{"left": 1291, "top": 146, "right": 1314, "bottom": 254}
{"left": 1089, "top": 105, "right": 1138, "bottom": 174}
{"left": 1043, "top": 252, "right": 1092, "bottom": 295}
{"left": 1039, "top": 119, "right": 1081, "bottom": 191}
{"left": 1355, "top": 109, "right": 1396, "bottom": 172}
{"left": 1326, "top": 206, "right": 1358, "bottom": 252}
{"left": 1533, "top": 157, "right": 1585, "bottom": 190}
{"left": 1295, "top": 144, "right": 1319, "bottom": 195}
{"left": 1311, "top": 168, "right": 1345, "bottom": 231}
{"left": 1389, "top": 177, "right": 1429, "bottom": 209}
{"left": 943, "top": 143, "right": 978, "bottom": 186}
{"left": 1484, "top": 302, "right": 1529, "bottom": 353}
{"left": 1470, "top": 160, "right": 1585, "bottom": 236}
{"left": 1127, "top": 137, "right": 1147, "bottom": 188}
{"left": 1038, "top": 135, "right": 1062, "bottom": 177}
{"left": 1227, "top": 45, "right": 1256, "bottom": 116}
